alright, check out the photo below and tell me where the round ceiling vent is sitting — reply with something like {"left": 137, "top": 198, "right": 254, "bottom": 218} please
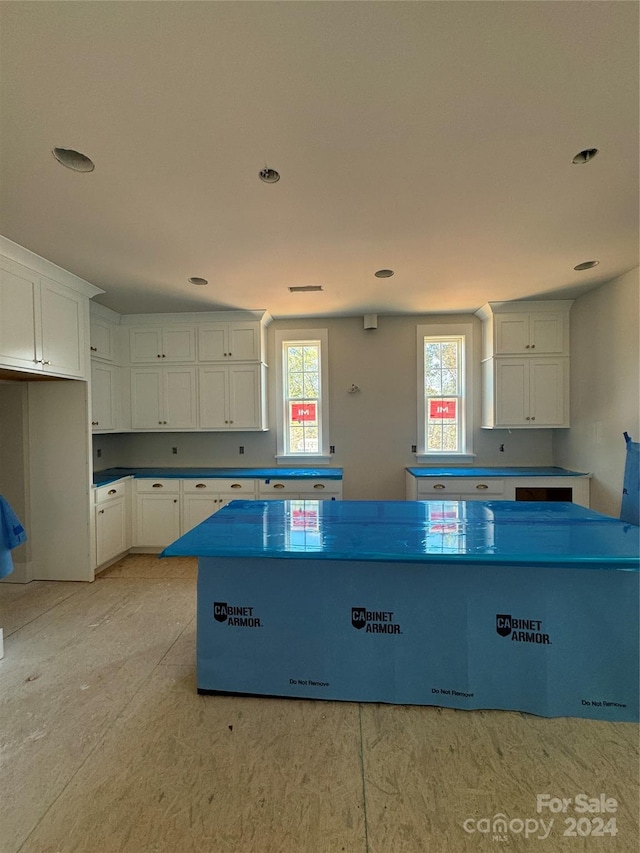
{"left": 52, "top": 147, "right": 95, "bottom": 172}
{"left": 259, "top": 167, "right": 280, "bottom": 183}
{"left": 374, "top": 269, "right": 394, "bottom": 278}
{"left": 572, "top": 148, "right": 599, "bottom": 165}
{"left": 188, "top": 277, "right": 208, "bottom": 286}
{"left": 573, "top": 260, "right": 599, "bottom": 271}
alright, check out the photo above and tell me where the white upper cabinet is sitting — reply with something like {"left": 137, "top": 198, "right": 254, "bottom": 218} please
{"left": 0, "top": 257, "right": 89, "bottom": 378}
{"left": 494, "top": 311, "right": 567, "bottom": 355}
{"left": 90, "top": 314, "right": 116, "bottom": 361}
{"left": 131, "top": 366, "right": 197, "bottom": 429}
{"left": 129, "top": 326, "right": 196, "bottom": 363}
{"left": 476, "top": 300, "right": 572, "bottom": 429}
{"left": 91, "top": 362, "right": 119, "bottom": 431}
{"left": 197, "top": 322, "right": 261, "bottom": 362}
{"left": 198, "top": 363, "right": 266, "bottom": 430}
{"left": 0, "top": 258, "right": 38, "bottom": 370}
{"left": 476, "top": 300, "right": 572, "bottom": 359}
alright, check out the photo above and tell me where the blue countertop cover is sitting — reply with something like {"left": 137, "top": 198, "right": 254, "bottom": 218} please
{"left": 406, "top": 466, "right": 589, "bottom": 477}
{"left": 93, "top": 466, "right": 343, "bottom": 486}
{"left": 161, "top": 499, "right": 639, "bottom": 570}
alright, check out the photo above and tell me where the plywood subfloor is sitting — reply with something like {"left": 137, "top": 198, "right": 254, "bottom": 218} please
{"left": 1, "top": 554, "right": 637, "bottom": 853}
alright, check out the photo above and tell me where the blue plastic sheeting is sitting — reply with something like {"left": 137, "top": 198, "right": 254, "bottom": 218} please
{"left": 194, "top": 553, "right": 639, "bottom": 721}
{"left": 406, "top": 466, "right": 588, "bottom": 477}
{"left": 0, "top": 495, "right": 27, "bottom": 578}
{"left": 620, "top": 439, "right": 639, "bottom": 525}
{"left": 93, "top": 466, "right": 343, "bottom": 486}
{"left": 161, "top": 499, "right": 639, "bottom": 570}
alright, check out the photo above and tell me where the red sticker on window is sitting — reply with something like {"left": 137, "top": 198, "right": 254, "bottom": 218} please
{"left": 291, "top": 403, "right": 317, "bottom": 422}
{"left": 429, "top": 400, "right": 456, "bottom": 419}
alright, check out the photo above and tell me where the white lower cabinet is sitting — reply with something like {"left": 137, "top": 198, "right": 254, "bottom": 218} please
{"left": 134, "top": 480, "right": 181, "bottom": 547}
{"left": 94, "top": 480, "right": 130, "bottom": 568}
{"left": 182, "top": 478, "right": 257, "bottom": 533}
{"left": 409, "top": 478, "right": 505, "bottom": 502}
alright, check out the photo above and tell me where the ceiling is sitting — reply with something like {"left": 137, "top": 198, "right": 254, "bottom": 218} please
{"left": 0, "top": 1, "right": 638, "bottom": 319}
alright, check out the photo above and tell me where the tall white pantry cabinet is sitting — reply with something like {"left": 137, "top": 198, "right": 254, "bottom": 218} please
{"left": 475, "top": 300, "right": 573, "bottom": 429}
{"left": 0, "top": 236, "right": 103, "bottom": 582}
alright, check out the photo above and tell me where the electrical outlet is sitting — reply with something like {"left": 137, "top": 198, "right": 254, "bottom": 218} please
{"left": 330, "top": 445, "right": 335, "bottom": 454}
{"left": 239, "top": 446, "right": 245, "bottom": 455}
{"left": 411, "top": 445, "right": 417, "bottom": 453}
{"left": 96, "top": 448, "right": 102, "bottom": 458}
{"left": 172, "top": 446, "right": 178, "bottom": 454}
{"left": 499, "top": 444, "right": 505, "bottom": 452}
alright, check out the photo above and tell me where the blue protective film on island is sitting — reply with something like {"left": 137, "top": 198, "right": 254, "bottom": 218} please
{"left": 161, "top": 499, "right": 640, "bottom": 570}
{"left": 620, "top": 439, "right": 639, "bottom": 526}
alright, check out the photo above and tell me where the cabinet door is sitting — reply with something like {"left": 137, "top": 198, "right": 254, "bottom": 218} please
{"left": 182, "top": 494, "right": 222, "bottom": 534}
{"left": 529, "top": 358, "right": 568, "bottom": 426}
{"left": 198, "top": 365, "right": 228, "bottom": 428}
{"left": 228, "top": 323, "right": 260, "bottom": 361}
{"left": 494, "top": 315, "right": 529, "bottom": 354}
{"left": 131, "top": 368, "right": 163, "bottom": 428}
{"left": 0, "top": 260, "right": 38, "bottom": 369}
{"left": 135, "top": 494, "right": 180, "bottom": 547}
{"left": 90, "top": 316, "right": 115, "bottom": 361}
{"left": 91, "top": 362, "right": 117, "bottom": 431}
{"left": 162, "top": 326, "right": 196, "bottom": 362}
{"left": 494, "top": 360, "right": 529, "bottom": 426}
{"left": 164, "top": 367, "right": 197, "bottom": 428}
{"left": 197, "top": 324, "right": 228, "bottom": 361}
{"left": 130, "top": 328, "right": 163, "bottom": 363}
{"left": 40, "top": 278, "right": 85, "bottom": 377}
{"left": 529, "top": 313, "right": 565, "bottom": 354}
{"left": 96, "top": 499, "right": 127, "bottom": 564}
{"left": 228, "top": 364, "right": 261, "bottom": 429}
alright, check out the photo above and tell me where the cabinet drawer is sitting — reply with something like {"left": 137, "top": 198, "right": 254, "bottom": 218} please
{"left": 417, "top": 478, "right": 504, "bottom": 497}
{"left": 135, "top": 478, "right": 180, "bottom": 494}
{"left": 259, "top": 479, "right": 341, "bottom": 496}
{"left": 182, "top": 478, "right": 256, "bottom": 495}
{"left": 95, "top": 480, "right": 127, "bottom": 503}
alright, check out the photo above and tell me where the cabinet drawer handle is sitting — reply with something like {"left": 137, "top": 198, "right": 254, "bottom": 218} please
{"left": 475, "top": 484, "right": 489, "bottom": 490}
{"left": 531, "top": 344, "right": 535, "bottom": 349}
{"left": 230, "top": 483, "right": 241, "bottom": 489}
{"left": 273, "top": 483, "right": 285, "bottom": 489}
{"left": 313, "top": 483, "right": 325, "bottom": 489}
{"left": 99, "top": 509, "right": 105, "bottom": 514}
{"left": 152, "top": 483, "right": 164, "bottom": 488}
{"left": 195, "top": 483, "right": 207, "bottom": 489}
{"left": 531, "top": 416, "right": 535, "bottom": 421}
{"left": 108, "top": 489, "right": 117, "bottom": 495}
{"left": 433, "top": 483, "right": 446, "bottom": 490}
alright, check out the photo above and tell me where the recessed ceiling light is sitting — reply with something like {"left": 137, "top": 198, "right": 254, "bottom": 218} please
{"left": 573, "top": 260, "right": 600, "bottom": 271}
{"left": 289, "top": 285, "right": 323, "bottom": 292}
{"left": 188, "top": 276, "right": 208, "bottom": 285}
{"left": 374, "top": 269, "right": 394, "bottom": 278}
{"left": 572, "top": 148, "right": 599, "bottom": 165}
{"left": 259, "top": 167, "right": 280, "bottom": 183}
{"left": 52, "top": 147, "right": 95, "bottom": 172}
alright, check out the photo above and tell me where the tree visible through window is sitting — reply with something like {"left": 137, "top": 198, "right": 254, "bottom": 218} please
{"left": 284, "top": 341, "right": 321, "bottom": 454}
{"left": 424, "top": 335, "right": 464, "bottom": 453}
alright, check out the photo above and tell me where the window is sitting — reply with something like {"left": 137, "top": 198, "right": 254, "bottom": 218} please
{"left": 275, "top": 329, "right": 330, "bottom": 460}
{"left": 417, "top": 323, "right": 474, "bottom": 460}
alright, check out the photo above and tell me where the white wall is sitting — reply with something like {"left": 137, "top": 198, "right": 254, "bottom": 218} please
{"left": 554, "top": 267, "right": 640, "bottom": 516}
{"left": 94, "top": 312, "right": 554, "bottom": 500}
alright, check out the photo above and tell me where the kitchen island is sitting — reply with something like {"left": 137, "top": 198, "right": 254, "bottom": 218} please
{"left": 162, "top": 499, "right": 639, "bottom": 722}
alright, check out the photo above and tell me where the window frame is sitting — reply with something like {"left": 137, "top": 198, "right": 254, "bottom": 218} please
{"left": 275, "top": 328, "right": 331, "bottom": 463}
{"left": 416, "top": 322, "right": 474, "bottom": 462}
